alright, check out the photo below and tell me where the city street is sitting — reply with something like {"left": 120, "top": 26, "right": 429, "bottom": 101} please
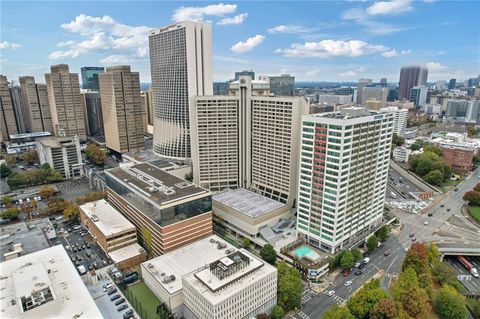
{"left": 296, "top": 168, "right": 480, "bottom": 319}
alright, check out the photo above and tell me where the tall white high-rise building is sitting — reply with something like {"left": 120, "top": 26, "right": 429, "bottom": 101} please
{"left": 379, "top": 106, "right": 408, "bottom": 137}
{"left": 149, "top": 21, "right": 213, "bottom": 159}
{"left": 296, "top": 108, "right": 393, "bottom": 253}
{"left": 190, "top": 76, "right": 309, "bottom": 206}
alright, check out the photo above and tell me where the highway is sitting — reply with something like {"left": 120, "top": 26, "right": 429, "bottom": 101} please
{"left": 296, "top": 168, "right": 480, "bottom": 319}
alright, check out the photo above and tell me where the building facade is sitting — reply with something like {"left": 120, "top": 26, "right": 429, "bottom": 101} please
{"left": 45, "top": 64, "right": 87, "bottom": 140}
{"left": 379, "top": 106, "right": 408, "bottom": 136}
{"left": 356, "top": 79, "right": 372, "bottom": 105}
{"left": 190, "top": 76, "right": 309, "bottom": 207}
{"left": 149, "top": 21, "right": 213, "bottom": 159}
{"left": 81, "top": 90, "right": 104, "bottom": 137}
{"left": 441, "top": 146, "right": 474, "bottom": 173}
{"left": 361, "top": 86, "right": 388, "bottom": 108}
{"left": 19, "top": 76, "right": 54, "bottom": 133}
{"left": 141, "top": 88, "right": 154, "bottom": 127}
{"left": 0, "top": 75, "right": 21, "bottom": 141}
{"left": 80, "top": 66, "right": 105, "bottom": 90}
{"left": 36, "top": 135, "right": 84, "bottom": 178}
{"left": 234, "top": 70, "right": 255, "bottom": 80}
{"left": 99, "top": 65, "right": 144, "bottom": 154}
{"left": 262, "top": 74, "right": 295, "bottom": 96}
{"left": 409, "top": 86, "right": 428, "bottom": 107}
{"left": 317, "top": 94, "right": 352, "bottom": 105}
{"left": 398, "top": 66, "right": 428, "bottom": 100}
{"left": 296, "top": 108, "right": 393, "bottom": 253}
{"left": 105, "top": 163, "right": 213, "bottom": 256}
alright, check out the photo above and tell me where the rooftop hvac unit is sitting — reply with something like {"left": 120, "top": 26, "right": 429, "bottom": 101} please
{"left": 147, "top": 263, "right": 154, "bottom": 268}
{"left": 162, "top": 275, "right": 176, "bottom": 284}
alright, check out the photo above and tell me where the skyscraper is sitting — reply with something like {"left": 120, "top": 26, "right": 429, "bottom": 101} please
{"left": 448, "top": 79, "right": 456, "bottom": 90}
{"left": 0, "top": 75, "right": 20, "bottom": 141}
{"left": 81, "top": 67, "right": 105, "bottom": 90}
{"left": 99, "top": 66, "right": 144, "bottom": 154}
{"left": 259, "top": 74, "right": 295, "bottom": 96}
{"left": 45, "top": 64, "right": 87, "bottom": 140}
{"left": 19, "top": 76, "right": 53, "bottom": 133}
{"left": 296, "top": 108, "right": 393, "bottom": 253}
{"left": 356, "top": 78, "right": 372, "bottom": 105}
{"left": 190, "top": 76, "right": 309, "bottom": 207}
{"left": 409, "top": 86, "right": 428, "bottom": 107}
{"left": 149, "top": 21, "right": 213, "bottom": 159}
{"left": 398, "top": 66, "right": 428, "bottom": 100}
{"left": 379, "top": 106, "right": 408, "bottom": 137}
{"left": 81, "top": 91, "right": 103, "bottom": 137}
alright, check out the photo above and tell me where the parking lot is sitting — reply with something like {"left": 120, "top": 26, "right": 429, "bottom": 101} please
{"left": 52, "top": 220, "right": 113, "bottom": 274}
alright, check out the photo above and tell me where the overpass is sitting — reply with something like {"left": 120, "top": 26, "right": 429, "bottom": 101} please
{"left": 436, "top": 246, "right": 480, "bottom": 260}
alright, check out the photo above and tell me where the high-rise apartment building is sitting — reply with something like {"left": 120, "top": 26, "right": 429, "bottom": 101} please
{"left": 190, "top": 76, "right": 309, "bottom": 206}
{"left": 259, "top": 74, "right": 295, "bottom": 96}
{"left": 398, "top": 66, "right": 428, "bottom": 100}
{"left": 99, "top": 65, "right": 144, "bottom": 154}
{"left": 19, "top": 76, "right": 53, "bottom": 133}
{"left": 234, "top": 70, "right": 255, "bottom": 80}
{"left": 296, "top": 108, "right": 393, "bottom": 253}
{"left": 149, "top": 21, "right": 213, "bottom": 159}
{"left": 81, "top": 90, "right": 104, "bottom": 137}
{"left": 409, "top": 86, "right": 428, "bottom": 107}
{"left": 80, "top": 66, "right": 104, "bottom": 90}
{"left": 379, "top": 106, "right": 408, "bottom": 137}
{"left": 356, "top": 79, "right": 372, "bottom": 105}
{"left": 444, "top": 100, "right": 480, "bottom": 123}
{"left": 0, "top": 75, "right": 21, "bottom": 142}
{"left": 45, "top": 64, "right": 87, "bottom": 140}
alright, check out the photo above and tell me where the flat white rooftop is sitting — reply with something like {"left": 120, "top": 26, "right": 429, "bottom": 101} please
{"left": 109, "top": 243, "right": 145, "bottom": 264}
{"left": 213, "top": 188, "right": 285, "bottom": 218}
{"left": 184, "top": 249, "right": 277, "bottom": 304}
{"left": 0, "top": 245, "right": 102, "bottom": 319}
{"left": 141, "top": 235, "right": 235, "bottom": 295}
{"left": 80, "top": 199, "right": 135, "bottom": 236}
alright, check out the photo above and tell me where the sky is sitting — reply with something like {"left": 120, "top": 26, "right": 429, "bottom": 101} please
{"left": 1, "top": 1, "right": 479, "bottom": 84}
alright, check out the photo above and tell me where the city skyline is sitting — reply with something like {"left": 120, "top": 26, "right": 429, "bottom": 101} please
{"left": 1, "top": 1, "right": 479, "bottom": 83}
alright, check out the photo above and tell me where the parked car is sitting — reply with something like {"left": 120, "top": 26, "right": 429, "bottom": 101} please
{"left": 428, "top": 213, "right": 433, "bottom": 217}
{"left": 411, "top": 238, "right": 417, "bottom": 242}
{"left": 363, "top": 257, "right": 370, "bottom": 264}
{"left": 103, "top": 284, "right": 113, "bottom": 292}
{"left": 110, "top": 294, "right": 120, "bottom": 301}
{"left": 344, "top": 281, "right": 352, "bottom": 287}
{"left": 326, "top": 290, "right": 335, "bottom": 297}
{"left": 424, "top": 221, "right": 429, "bottom": 225}
{"left": 404, "top": 247, "right": 408, "bottom": 252}
{"left": 354, "top": 262, "right": 361, "bottom": 268}
{"left": 447, "top": 208, "right": 451, "bottom": 212}
{"left": 343, "top": 269, "right": 351, "bottom": 276}
{"left": 409, "top": 233, "right": 415, "bottom": 237}
{"left": 440, "top": 204, "right": 445, "bottom": 207}
{"left": 354, "top": 270, "right": 363, "bottom": 276}
{"left": 107, "top": 288, "right": 118, "bottom": 295}
{"left": 123, "top": 309, "right": 134, "bottom": 319}
{"left": 117, "top": 305, "right": 128, "bottom": 312}
{"left": 359, "top": 263, "right": 366, "bottom": 269}
{"left": 115, "top": 298, "right": 125, "bottom": 306}
{"left": 384, "top": 252, "right": 390, "bottom": 257}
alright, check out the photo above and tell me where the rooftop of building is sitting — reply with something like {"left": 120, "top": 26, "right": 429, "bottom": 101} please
{"left": 141, "top": 235, "right": 236, "bottom": 295}
{"left": 122, "top": 149, "right": 188, "bottom": 168}
{"left": 213, "top": 188, "right": 285, "bottom": 219}
{"left": 109, "top": 243, "right": 145, "bottom": 264}
{"left": 309, "top": 107, "right": 383, "bottom": 120}
{"left": 9, "top": 132, "right": 52, "bottom": 140}
{"left": 0, "top": 245, "right": 103, "bottom": 318}
{"left": 80, "top": 199, "right": 135, "bottom": 236}
{"left": 184, "top": 249, "right": 277, "bottom": 304}
{"left": 106, "top": 163, "right": 210, "bottom": 208}
{"left": 37, "top": 136, "right": 78, "bottom": 148}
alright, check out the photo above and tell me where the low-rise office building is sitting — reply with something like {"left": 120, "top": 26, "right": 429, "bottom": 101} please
{"left": 140, "top": 235, "right": 236, "bottom": 318}
{"left": 0, "top": 245, "right": 102, "bottom": 318}
{"left": 5, "top": 131, "right": 52, "bottom": 155}
{"left": 105, "top": 163, "right": 212, "bottom": 256}
{"left": 183, "top": 249, "right": 277, "bottom": 319}
{"left": 36, "top": 135, "right": 84, "bottom": 178}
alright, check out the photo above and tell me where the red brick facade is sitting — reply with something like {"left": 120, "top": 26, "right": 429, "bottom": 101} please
{"left": 441, "top": 147, "right": 474, "bottom": 173}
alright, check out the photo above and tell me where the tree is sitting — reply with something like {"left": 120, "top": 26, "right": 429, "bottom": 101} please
{"left": 242, "top": 237, "right": 251, "bottom": 249}
{"left": 85, "top": 144, "right": 106, "bottom": 165}
{"left": 1, "top": 207, "right": 21, "bottom": 220}
{"left": 322, "top": 305, "right": 354, "bottom": 319}
{"left": 347, "top": 279, "right": 388, "bottom": 319}
{"left": 39, "top": 185, "right": 56, "bottom": 199}
{"left": 391, "top": 267, "right": 419, "bottom": 300}
{"left": 392, "top": 133, "right": 405, "bottom": 147}
{"left": 2, "top": 196, "right": 13, "bottom": 205}
{"left": 63, "top": 203, "right": 79, "bottom": 221}
{"left": 371, "top": 298, "right": 399, "bottom": 319}
{"left": 423, "top": 144, "right": 443, "bottom": 156}
{"left": 5, "top": 155, "right": 16, "bottom": 166}
{"left": 434, "top": 285, "right": 468, "bottom": 319}
{"left": 424, "top": 169, "right": 444, "bottom": 186}
{"left": 351, "top": 247, "right": 362, "bottom": 262}
{"left": 21, "top": 150, "right": 38, "bottom": 164}
{"left": 474, "top": 183, "right": 480, "bottom": 192}
{"left": 432, "top": 262, "right": 457, "bottom": 286}
{"left": 427, "top": 243, "right": 440, "bottom": 264}
{"left": 277, "top": 262, "right": 303, "bottom": 312}
{"left": 402, "top": 243, "right": 429, "bottom": 276}
{"left": 76, "top": 191, "right": 106, "bottom": 205}
{"left": 0, "top": 164, "right": 12, "bottom": 177}
{"left": 340, "top": 250, "right": 354, "bottom": 269}
{"left": 47, "top": 197, "right": 68, "bottom": 214}
{"left": 375, "top": 225, "right": 390, "bottom": 242}
{"left": 399, "top": 284, "right": 431, "bottom": 319}
{"left": 270, "top": 305, "right": 284, "bottom": 319}
{"left": 366, "top": 236, "right": 379, "bottom": 252}
{"left": 410, "top": 143, "right": 421, "bottom": 151}
{"left": 184, "top": 171, "right": 193, "bottom": 182}
{"left": 468, "top": 126, "right": 477, "bottom": 137}
{"left": 260, "top": 244, "right": 277, "bottom": 264}
{"left": 463, "top": 190, "right": 480, "bottom": 206}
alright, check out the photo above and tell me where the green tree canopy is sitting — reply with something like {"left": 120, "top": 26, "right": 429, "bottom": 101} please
{"left": 1, "top": 207, "right": 21, "bottom": 220}
{"left": 366, "top": 236, "right": 379, "bottom": 252}
{"left": 39, "top": 185, "right": 57, "bottom": 199}
{"left": 277, "top": 262, "right": 303, "bottom": 312}
{"left": 399, "top": 284, "right": 431, "bottom": 319}
{"left": 375, "top": 225, "right": 390, "bottom": 242}
{"left": 260, "top": 244, "right": 277, "bottom": 264}
{"left": 424, "top": 169, "right": 444, "bottom": 186}
{"left": 371, "top": 298, "right": 399, "bottom": 319}
{"left": 63, "top": 203, "right": 79, "bottom": 221}
{"left": 0, "top": 163, "right": 12, "bottom": 177}
{"left": 340, "top": 250, "right": 355, "bottom": 269}
{"left": 21, "top": 150, "right": 38, "bottom": 164}
{"left": 434, "top": 285, "right": 468, "bottom": 319}
{"left": 464, "top": 190, "right": 480, "bottom": 206}
{"left": 351, "top": 247, "right": 362, "bottom": 262}
{"left": 85, "top": 144, "right": 106, "bottom": 165}
{"left": 242, "top": 237, "right": 251, "bottom": 249}
{"left": 270, "top": 305, "right": 284, "bottom": 319}
{"left": 347, "top": 279, "right": 388, "bottom": 319}
{"left": 2, "top": 196, "right": 14, "bottom": 205}
{"left": 392, "top": 133, "right": 405, "bottom": 147}
{"left": 322, "top": 305, "right": 354, "bottom": 319}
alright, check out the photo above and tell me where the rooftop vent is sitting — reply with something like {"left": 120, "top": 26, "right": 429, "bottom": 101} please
{"left": 162, "top": 275, "right": 175, "bottom": 284}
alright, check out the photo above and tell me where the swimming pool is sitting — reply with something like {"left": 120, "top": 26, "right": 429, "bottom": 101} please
{"left": 293, "top": 245, "right": 321, "bottom": 262}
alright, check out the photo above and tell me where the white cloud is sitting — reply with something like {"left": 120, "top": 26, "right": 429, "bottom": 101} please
{"left": 213, "top": 54, "right": 251, "bottom": 64}
{"left": 49, "top": 14, "right": 151, "bottom": 61}
{"left": 100, "top": 55, "right": 131, "bottom": 65}
{"left": 382, "top": 49, "right": 411, "bottom": 57}
{"left": 172, "top": 3, "right": 237, "bottom": 22}
{"left": 426, "top": 62, "right": 448, "bottom": 72}
{"left": 367, "top": 0, "right": 413, "bottom": 16}
{"left": 275, "top": 39, "right": 388, "bottom": 58}
{"left": 305, "top": 69, "right": 322, "bottom": 77}
{"left": 268, "top": 25, "right": 314, "bottom": 34}
{"left": 217, "top": 13, "right": 248, "bottom": 25}
{"left": 0, "top": 41, "right": 22, "bottom": 50}
{"left": 231, "top": 35, "right": 265, "bottom": 53}
{"left": 339, "top": 70, "right": 358, "bottom": 78}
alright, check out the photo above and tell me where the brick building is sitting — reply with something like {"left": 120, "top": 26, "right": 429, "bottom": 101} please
{"left": 441, "top": 146, "right": 474, "bottom": 173}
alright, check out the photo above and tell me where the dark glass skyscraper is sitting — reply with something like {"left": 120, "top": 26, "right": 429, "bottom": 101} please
{"left": 81, "top": 66, "right": 105, "bottom": 90}
{"left": 398, "top": 66, "right": 428, "bottom": 100}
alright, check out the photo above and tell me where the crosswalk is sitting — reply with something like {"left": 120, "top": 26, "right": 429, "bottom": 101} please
{"left": 384, "top": 273, "right": 398, "bottom": 279}
{"left": 296, "top": 310, "right": 310, "bottom": 319}
{"left": 332, "top": 295, "right": 345, "bottom": 305}
{"left": 301, "top": 290, "right": 315, "bottom": 304}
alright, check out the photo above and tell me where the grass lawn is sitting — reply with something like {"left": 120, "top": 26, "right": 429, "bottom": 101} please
{"left": 467, "top": 205, "right": 480, "bottom": 223}
{"left": 125, "top": 282, "right": 162, "bottom": 319}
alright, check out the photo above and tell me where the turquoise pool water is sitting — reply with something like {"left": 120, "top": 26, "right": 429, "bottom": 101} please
{"left": 294, "top": 246, "right": 314, "bottom": 258}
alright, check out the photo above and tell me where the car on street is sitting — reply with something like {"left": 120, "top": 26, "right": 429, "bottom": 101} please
{"left": 363, "top": 257, "right": 370, "bottom": 263}
{"left": 424, "top": 221, "right": 429, "bottom": 225}
{"left": 440, "top": 204, "right": 445, "bottom": 207}
{"left": 103, "top": 284, "right": 113, "bottom": 292}
{"left": 409, "top": 233, "right": 415, "bottom": 237}
{"left": 117, "top": 305, "right": 128, "bottom": 312}
{"left": 354, "top": 270, "right": 363, "bottom": 276}
{"left": 447, "top": 208, "right": 451, "bottom": 212}
{"left": 428, "top": 213, "right": 433, "bottom": 217}
{"left": 354, "top": 262, "right": 361, "bottom": 268}
{"left": 359, "top": 263, "right": 366, "bottom": 269}
{"left": 326, "top": 290, "right": 335, "bottom": 297}
{"left": 411, "top": 238, "right": 417, "bottom": 241}
{"left": 344, "top": 281, "right": 352, "bottom": 287}
{"left": 384, "top": 252, "right": 391, "bottom": 257}
{"left": 72, "top": 246, "right": 77, "bottom": 252}
{"left": 404, "top": 247, "right": 408, "bottom": 252}
{"left": 454, "top": 188, "right": 459, "bottom": 191}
